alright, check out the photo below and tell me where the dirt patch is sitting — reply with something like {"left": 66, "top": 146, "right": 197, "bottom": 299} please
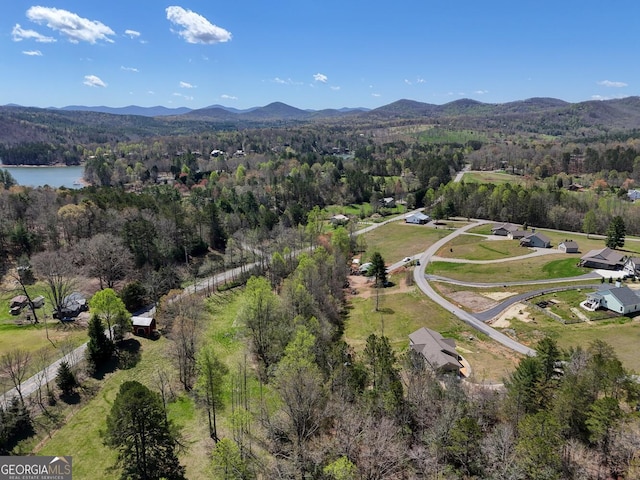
{"left": 347, "top": 272, "right": 415, "bottom": 300}
{"left": 483, "top": 291, "right": 518, "bottom": 301}
{"left": 490, "top": 302, "right": 532, "bottom": 328}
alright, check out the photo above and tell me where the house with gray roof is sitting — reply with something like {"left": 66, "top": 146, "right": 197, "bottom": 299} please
{"left": 520, "top": 231, "right": 551, "bottom": 248}
{"left": 579, "top": 247, "right": 625, "bottom": 270}
{"left": 409, "top": 327, "right": 463, "bottom": 374}
{"left": 491, "top": 223, "right": 520, "bottom": 236}
{"left": 405, "top": 212, "right": 431, "bottom": 224}
{"left": 507, "top": 230, "right": 528, "bottom": 240}
{"left": 583, "top": 284, "right": 640, "bottom": 315}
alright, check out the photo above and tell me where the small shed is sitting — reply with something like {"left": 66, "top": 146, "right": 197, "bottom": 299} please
{"left": 558, "top": 240, "right": 579, "bottom": 253}
{"left": 131, "top": 316, "right": 157, "bottom": 336}
{"left": 31, "top": 295, "right": 45, "bottom": 308}
{"left": 9, "top": 295, "right": 28, "bottom": 309}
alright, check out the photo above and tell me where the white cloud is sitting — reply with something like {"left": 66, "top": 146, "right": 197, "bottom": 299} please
{"left": 272, "top": 77, "right": 302, "bottom": 85}
{"left": 179, "top": 81, "right": 195, "bottom": 89}
{"left": 591, "top": 95, "right": 608, "bottom": 100}
{"left": 597, "top": 80, "right": 628, "bottom": 88}
{"left": 22, "top": 50, "right": 43, "bottom": 56}
{"left": 474, "top": 90, "right": 489, "bottom": 95}
{"left": 404, "top": 79, "right": 412, "bottom": 85}
{"left": 166, "top": 6, "right": 231, "bottom": 45}
{"left": 313, "top": 73, "right": 328, "bottom": 83}
{"left": 371, "top": 93, "right": 381, "bottom": 97}
{"left": 330, "top": 86, "right": 341, "bottom": 91}
{"left": 124, "top": 29, "right": 140, "bottom": 39}
{"left": 12, "top": 24, "right": 56, "bottom": 43}
{"left": 83, "top": 75, "right": 107, "bottom": 87}
{"left": 221, "top": 94, "right": 237, "bottom": 100}
{"left": 26, "top": 6, "right": 115, "bottom": 44}
{"left": 121, "top": 66, "right": 139, "bottom": 72}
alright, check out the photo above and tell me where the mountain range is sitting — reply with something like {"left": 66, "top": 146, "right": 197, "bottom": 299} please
{"left": 2, "top": 96, "right": 640, "bottom": 146}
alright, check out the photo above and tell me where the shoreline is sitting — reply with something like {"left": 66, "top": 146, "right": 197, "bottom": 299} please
{"left": 0, "top": 163, "right": 84, "bottom": 168}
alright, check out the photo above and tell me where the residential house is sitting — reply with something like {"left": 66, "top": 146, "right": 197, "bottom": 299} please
{"left": 54, "top": 292, "right": 88, "bottom": 319}
{"left": 628, "top": 190, "right": 640, "bottom": 202}
{"left": 558, "top": 240, "right": 579, "bottom": 253}
{"left": 131, "top": 316, "right": 157, "bottom": 336}
{"left": 579, "top": 247, "right": 625, "bottom": 270}
{"left": 405, "top": 212, "right": 431, "bottom": 225}
{"left": 520, "top": 231, "right": 552, "bottom": 248}
{"left": 583, "top": 284, "right": 640, "bottom": 315}
{"left": 567, "top": 183, "right": 584, "bottom": 191}
{"left": 380, "top": 197, "right": 396, "bottom": 208}
{"left": 507, "top": 230, "right": 528, "bottom": 240}
{"left": 623, "top": 257, "right": 640, "bottom": 277}
{"left": 330, "top": 214, "right": 349, "bottom": 226}
{"left": 491, "top": 223, "right": 520, "bottom": 236}
{"left": 409, "top": 327, "right": 463, "bottom": 375}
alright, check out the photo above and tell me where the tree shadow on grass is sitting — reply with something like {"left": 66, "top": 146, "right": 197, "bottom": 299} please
{"left": 117, "top": 338, "right": 142, "bottom": 370}
{"left": 91, "top": 355, "right": 120, "bottom": 380}
{"left": 59, "top": 391, "right": 81, "bottom": 405}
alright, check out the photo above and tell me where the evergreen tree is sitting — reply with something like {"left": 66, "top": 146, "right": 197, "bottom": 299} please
{"left": 86, "top": 313, "right": 114, "bottom": 374}
{"left": 56, "top": 360, "right": 78, "bottom": 396}
{"left": 606, "top": 215, "right": 626, "bottom": 249}
{"left": 104, "top": 381, "right": 186, "bottom": 480}
{"left": 369, "top": 251, "right": 387, "bottom": 288}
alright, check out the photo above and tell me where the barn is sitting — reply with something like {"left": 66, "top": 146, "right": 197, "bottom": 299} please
{"left": 131, "top": 316, "right": 157, "bottom": 336}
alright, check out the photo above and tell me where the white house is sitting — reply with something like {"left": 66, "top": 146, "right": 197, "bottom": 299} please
{"left": 583, "top": 284, "right": 640, "bottom": 315}
{"left": 405, "top": 212, "right": 431, "bottom": 225}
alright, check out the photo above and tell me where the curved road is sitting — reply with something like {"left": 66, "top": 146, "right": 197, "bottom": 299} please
{"left": 413, "top": 220, "right": 537, "bottom": 356}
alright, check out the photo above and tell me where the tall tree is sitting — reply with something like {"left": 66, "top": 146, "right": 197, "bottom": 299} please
{"left": 89, "top": 288, "right": 130, "bottom": 343}
{"left": 606, "top": 215, "right": 626, "bottom": 249}
{"left": 196, "top": 346, "right": 228, "bottom": 442}
{"left": 79, "top": 233, "right": 133, "bottom": 289}
{"left": 86, "top": 313, "right": 114, "bottom": 374}
{"left": 31, "top": 249, "right": 76, "bottom": 319}
{"left": 103, "top": 381, "right": 186, "bottom": 480}
{"left": 0, "top": 349, "right": 31, "bottom": 406}
{"left": 582, "top": 210, "right": 597, "bottom": 239}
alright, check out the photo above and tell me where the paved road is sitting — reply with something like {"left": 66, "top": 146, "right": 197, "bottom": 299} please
{"left": 413, "top": 220, "right": 537, "bottom": 356}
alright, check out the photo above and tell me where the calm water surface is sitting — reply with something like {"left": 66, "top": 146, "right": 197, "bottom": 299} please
{"left": 0, "top": 165, "right": 85, "bottom": 189}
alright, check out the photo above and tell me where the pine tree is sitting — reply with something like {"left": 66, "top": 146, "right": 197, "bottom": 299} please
{"left": 86, "top": 313, "right": 114, "bottom": 374}
{"left": 605, "top": 216, "right": 626, "bottom": 249}
{"left": 56, "top": 360, "right": 78, "bottom": 396}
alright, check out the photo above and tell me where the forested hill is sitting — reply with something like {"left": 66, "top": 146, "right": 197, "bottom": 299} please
{"left": 2, "top": 96, "right": 640, "bottom": 152}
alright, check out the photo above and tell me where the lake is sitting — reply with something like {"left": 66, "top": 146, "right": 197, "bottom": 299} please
{"left": 0, "top": 165, "right": 86, "bottom": 189}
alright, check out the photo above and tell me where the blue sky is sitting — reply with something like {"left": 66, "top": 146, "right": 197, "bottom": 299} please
{"left": 2, "top": 1, "right": 639, "bottom": 110}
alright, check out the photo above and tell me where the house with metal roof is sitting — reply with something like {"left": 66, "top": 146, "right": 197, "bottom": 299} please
{"left": 583, "top": 284, "right": 640, "bottom": 315}
{"left": 405, "top": 212, "right": 431, "bottom": 224}
{"left": 131, "top": 316, "right": 157, "bottom": 336}
{"left": 491, "top": 223, "right": 520, "bottom": 236}
{"left": 409, "top": 327, "right": 463, "bottom": 374}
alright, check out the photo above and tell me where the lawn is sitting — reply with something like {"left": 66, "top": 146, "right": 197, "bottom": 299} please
{"left": 426, "top": 256, "right": 587, "bottom": 283}
{"left": 461, "top": 171, "right": 527, "bottom": 185}
{"left": 359, "top": 222, "right": 450, "bottom": 264}
{"left": 435, "top": 235, "right": 527, "bottom": 260}
{"left": 344, "top": 274, "right": 519, "bottom": 382}
{"left": 493, "top": 307, "right": 640, "bottom": 373}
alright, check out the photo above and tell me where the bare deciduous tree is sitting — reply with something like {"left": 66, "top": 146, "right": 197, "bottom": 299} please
{"left": 31, "top": 250, "right": 77, "bottom": 319}
{"left": 0, "top": 349, "right": 32, "bottom": 406}
{"left": 78, "top": 233, "right": 133, "bottom": 289}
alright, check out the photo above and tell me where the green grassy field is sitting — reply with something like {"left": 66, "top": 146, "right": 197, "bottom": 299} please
{"left": 493, "top": 306, "right": 640, "bottom": 373}
{"left": 344, "top": 275, "right": 519, "bottom": 382}
{"left": 461, "top": 171, "right": 527, "bottom": 185}
{"left": 359, "top": 222, "right": 450, "bottom": 264}
{"left": 436, "top": 235, "right": 527, "bottom": 260}
{"left": 426, "top": 256, "right": 586, "bottom": 283}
